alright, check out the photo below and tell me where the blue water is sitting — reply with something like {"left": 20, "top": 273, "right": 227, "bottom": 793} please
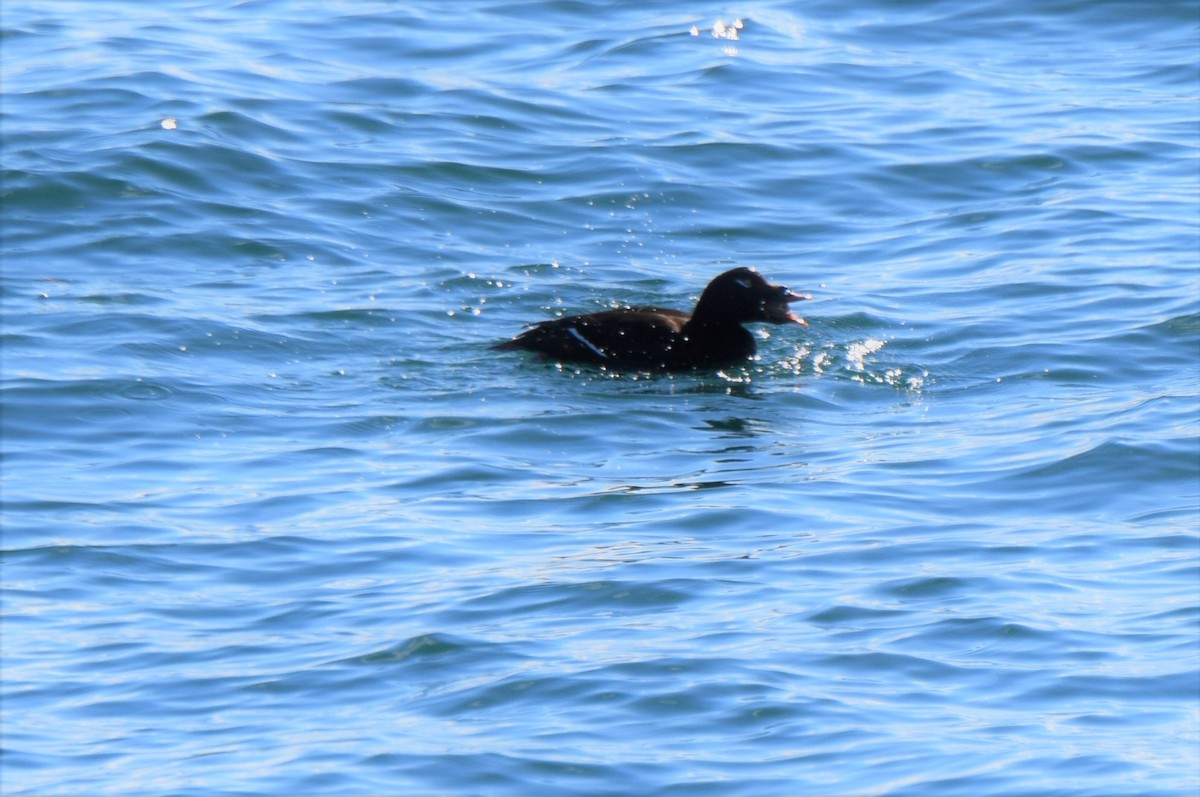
{"left": 3, "top": 1, "right": 1198, "bottom": 794}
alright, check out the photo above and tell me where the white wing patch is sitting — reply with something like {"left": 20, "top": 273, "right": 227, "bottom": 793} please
{"left": 567, "top": 326, "right": 606, "bottom": 358}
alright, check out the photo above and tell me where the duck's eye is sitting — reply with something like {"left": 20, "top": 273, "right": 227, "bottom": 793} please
{"left": 734, "top": 277, "right": 752, "bottom": 289}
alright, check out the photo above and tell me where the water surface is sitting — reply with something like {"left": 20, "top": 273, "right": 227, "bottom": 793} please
{"left": 3, "top": 1, "right": 1198, "bottom": 794}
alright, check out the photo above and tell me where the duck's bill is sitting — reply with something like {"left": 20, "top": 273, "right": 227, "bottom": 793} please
{"left": 766, "top": 290, "right": 811, "bottom": 325}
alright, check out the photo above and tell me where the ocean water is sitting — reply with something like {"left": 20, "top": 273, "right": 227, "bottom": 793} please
{"left": 2, "top": 0, "right": 1198, "bottom": 794}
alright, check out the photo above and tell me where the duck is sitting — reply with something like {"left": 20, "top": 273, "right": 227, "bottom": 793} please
{"left": 492, "top": 267, "right": 809, "bottom": 371}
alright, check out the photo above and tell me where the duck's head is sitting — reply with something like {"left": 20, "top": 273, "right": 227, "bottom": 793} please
{"left": 697, "top": 267, "right": 810, "bottom": 326}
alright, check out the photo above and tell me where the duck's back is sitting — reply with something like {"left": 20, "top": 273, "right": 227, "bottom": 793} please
{"left": 493, "top": 306, "right": 690, "bottom": 367}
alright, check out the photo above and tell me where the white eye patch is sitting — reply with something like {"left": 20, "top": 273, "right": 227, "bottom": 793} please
{"left": 734, "top": 277, "right": 752, "bottom": 289}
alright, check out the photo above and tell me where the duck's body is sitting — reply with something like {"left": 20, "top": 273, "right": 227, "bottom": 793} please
{"left": 493, "top": 268, "right": 808, "bottom": 371}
